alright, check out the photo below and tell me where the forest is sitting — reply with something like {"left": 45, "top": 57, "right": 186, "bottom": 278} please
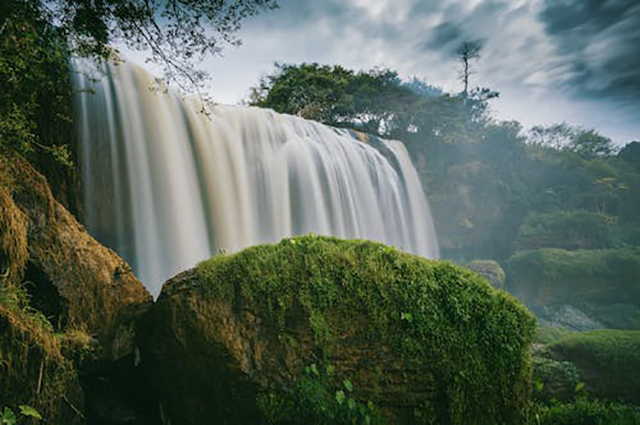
{"left": 1, "top": 0, "right": 640, "bottom": 424}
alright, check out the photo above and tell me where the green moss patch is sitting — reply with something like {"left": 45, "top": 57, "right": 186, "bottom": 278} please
{"left": 506, "top": 248, "right": 640, "bottom": 308}
{"left": 196, "top": 235, "right": 536, "bottom": 424}
{"left": 546, "top": 330, "right": 640, "bottom": 404}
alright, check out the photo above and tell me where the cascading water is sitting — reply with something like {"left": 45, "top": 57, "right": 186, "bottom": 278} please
{"left": 73, "top": 61, "right": 439, "bottom": 296}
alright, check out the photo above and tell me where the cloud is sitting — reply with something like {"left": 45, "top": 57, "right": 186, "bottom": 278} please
{"left": 537, "top": 0, "right": 640, "bottom": 103}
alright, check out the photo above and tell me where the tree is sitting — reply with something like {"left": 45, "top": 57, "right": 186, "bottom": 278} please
{"left": 0, "top": 0, "right": 276, "bottom": 164}
{"left": 570, "top": 129, "right": 615, "bottom": 157}
{"left": 249, "top": 63, "right": 418, "bottom": 136}
{"left": 456, "top": 40, "right": 482, "bottom": 96}
{"left": 47, "top": 0, "right": 276, "bottom": 95}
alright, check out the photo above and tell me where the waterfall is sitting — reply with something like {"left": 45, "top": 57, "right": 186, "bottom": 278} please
{"left": 73, "top": 61, "right": 439, "bottom": 296}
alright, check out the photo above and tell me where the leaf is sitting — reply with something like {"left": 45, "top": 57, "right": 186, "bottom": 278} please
{"left": 343, "top": 379, "right": 353, "bottom": 392}
{"left": 19, "top": 405, "right": 42, "bottom": 420}
{"left": 1, "top": 408, "right": 17, "bottom": 425}
{"left": 575, "top": 382, "right": 585, "bottom": 393}
{"left": 348, "top": 398, "right": 356, "bottom": 410}
{"left": 335, "top": 390, "right": 345, "bottom": 405}
{"left": 400, "top": 312, "right": 413, "bottom": 323}
{"left": 309, "top": 363, "right": 319, "bottom": 376}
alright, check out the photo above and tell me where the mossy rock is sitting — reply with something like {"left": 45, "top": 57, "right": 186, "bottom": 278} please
{"left": 466, "top": 259, "right": 505, "bottom": 289}
{"left": 545, "top": 330, "right": 640, "bottom": 404}
{"left": 506, "top": 248, "right": 640, "bottom": 308}
{"left": 0, "top": 303, "right": 84, "bottom": 424}
{"left": 0, "top": 154, "right": 151, "bottom": 360}
{"left": 145, "top": 235, "right": 536, "bottom": 425}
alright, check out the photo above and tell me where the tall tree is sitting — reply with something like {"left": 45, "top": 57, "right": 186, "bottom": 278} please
{"left": 456, "top": 40, "right": 482, "bottom": 96}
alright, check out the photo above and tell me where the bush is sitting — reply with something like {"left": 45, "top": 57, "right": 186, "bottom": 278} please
{"left": 515, "top": 211, "right": 617, "bottom": 251}
{"left": 526, "top": 397, "right": 640, "bottom": 425}
{"left": 506, "top": 248, "right": 640, "bottom": 308}
{"left": 534, "top": 326, "right": 573, "bottom": 345}
{"left": 546, "top": 330, "right": 640, "bottom": 404}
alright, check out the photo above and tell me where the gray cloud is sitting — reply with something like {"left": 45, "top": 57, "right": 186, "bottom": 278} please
{"left": 538, "top": 0, "right": 640, "bottom": 102}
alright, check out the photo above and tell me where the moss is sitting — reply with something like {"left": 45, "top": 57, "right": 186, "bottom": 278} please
{"left": 0, "top": 301, "right": 84, "bottom": 424}
{"left": 196, "top": 235, "right": 536, "bottom": 424}
{"left": 525, "top": 397, "right": 640, "bottom": 425}
{"left": 506, "top": 248, "right": 640, "bottom": 308}
{"left": 0, "top": 157, "right": 29, "bottom": 286}
{"left": 591, "top": 304, "right": 640, "bottom": 330}
{"left": 546, "top": 330, "right": 640, "bottom": 404}
{"left": 535, "top": 326, "right": 573, "bottom": 345}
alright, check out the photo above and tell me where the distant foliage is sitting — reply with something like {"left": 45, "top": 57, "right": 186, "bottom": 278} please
{"left": 506, "top": 248, "right": 640, "bottom": 308}
{"left": 546, "top": 330, "right": 640, "bottom": 404}
{"left": 526, "top": 397, "right": 640, "bottom": 425}
{"left": 516, "top": 211, "right": 618, "bottom": 251}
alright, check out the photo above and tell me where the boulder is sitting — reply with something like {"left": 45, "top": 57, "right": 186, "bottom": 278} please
{"left": 1, "top": 153, "right": 153, "bottom": 423}
{"left": 144, "top": 236, "right": 535, "bottom": 425}
{"left": 0, "top": 154, "right": 151, "bottom": 361}
{"left": 466, "top": 259, "right": 505, "bottom": 289}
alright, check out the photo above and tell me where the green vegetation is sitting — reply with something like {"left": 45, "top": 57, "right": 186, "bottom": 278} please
{"left": 257, "top": 364, "right": 383, "bottom": 425}
{"left": 525, "top": 397, "right": 640, "bottom": 425}
{"left": 197, "top": 235, "right": 536, "bottom": 424}
{"left": 0, "top": 405, "right": 42, "bottom": 424}
{"left": 515, "top": 211, "right": 618, "bottom": 251}
{"left": 546, "top": 330, "right": 640, "bottom": 404}
{"left": 535, "top": 326, "right": 573, "bottom": 345}
{"left": 506, "top": 248, "right": 640, "bottom": 308}
{"left": 250, "top": 63, "right": 640, "bottom": 264}
{"left": 1, "top": 0, "right": 275, "bottom": 207}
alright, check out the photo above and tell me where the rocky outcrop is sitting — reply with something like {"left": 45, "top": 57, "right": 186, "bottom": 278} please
{"left": 0, "top": 154, "right": 152, "bottom": 423}
{"left": 0, "top": 303, "right": 86, "bottom": 424}
{"left": 466, "top": 259, "right": 505, "bottom": 289}
{"left": 0, "top": 154, "right": 151, "bottom": 361}
{"left": 144, "top": 236, "right": 536, "bottom": 425}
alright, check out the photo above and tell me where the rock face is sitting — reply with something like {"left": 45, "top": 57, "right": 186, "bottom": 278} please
{"left": 0, "top": 154, "right": 151, "bottom": 360}
{"left": 0, "top": 154, "right": 152, "bottom": 423}
{"left": 145, "top": 236, "right": 536, "bottom": 425}
{"left": 466, "top": 259, "right": 505, "bottom": 289}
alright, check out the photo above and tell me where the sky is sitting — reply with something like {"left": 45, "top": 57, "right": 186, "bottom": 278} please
{"left": 126, "top": 0, "right": 640, "bottom": 144}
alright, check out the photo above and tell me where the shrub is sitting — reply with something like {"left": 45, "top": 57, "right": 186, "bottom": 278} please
{"left": 515, "top": 211, "right": 617, "bottom": 251}
{"left": 546, "top": 330, "right": 640, "bottom": 404}
{"left": 506, "top": 248, "right": 640, "bottom": 308}
{"left": 526, "top": 397, "right": 640, "bottom": 425}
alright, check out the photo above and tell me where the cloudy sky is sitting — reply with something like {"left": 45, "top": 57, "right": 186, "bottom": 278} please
{"left": 128, "top": 0, "right": 640, "bottom": 144}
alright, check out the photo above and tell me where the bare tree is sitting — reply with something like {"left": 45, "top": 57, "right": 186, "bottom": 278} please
{"left": 456, "top": 40, "right": 482, "bottom": 96}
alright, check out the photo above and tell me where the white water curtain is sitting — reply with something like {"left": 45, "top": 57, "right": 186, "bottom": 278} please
{"left": 73, "top": 61, "right": 439, "bottom": 296}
